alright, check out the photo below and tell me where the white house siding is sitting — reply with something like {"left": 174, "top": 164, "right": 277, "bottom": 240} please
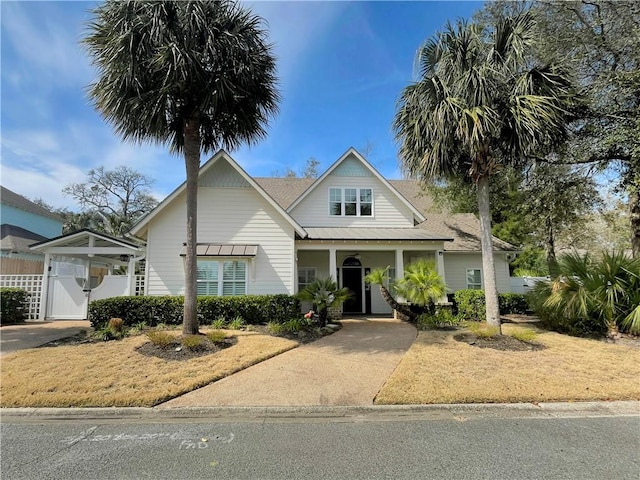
{"left": 145, "top": 186, "right": 295, "bottom": 296}
{"left": 443, "top": 252, "right": 511, "bottom": 293}
{"left": 290, "top": 158, "right": 415, "bottom": 227}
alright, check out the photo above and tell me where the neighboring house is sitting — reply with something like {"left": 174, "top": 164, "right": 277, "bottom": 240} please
{"left": 131, "top": 148, "right": 517, "bottom": 315}
{"left": 1, "top": 186, "right": 64, "bottom": 274}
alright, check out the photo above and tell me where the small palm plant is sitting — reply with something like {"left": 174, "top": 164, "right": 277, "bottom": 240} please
{"left": 394, "top": 260, "right": 447, "bottom": 310}
{"left": 298, "top": 278, "right": 352, "bottom": 327}
{"left": 532, "top": 250, "right": 640, "bottom": 338}
{"left": 365, "top": 261, "right": 447, "bottom": 322}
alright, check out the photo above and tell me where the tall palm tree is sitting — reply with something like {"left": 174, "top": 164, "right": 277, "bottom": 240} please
{"left": 84, "top": 1, "right": 279, "bottom": 335}
{"left": 394, "top": 14, "right": 575, "bottom": 333}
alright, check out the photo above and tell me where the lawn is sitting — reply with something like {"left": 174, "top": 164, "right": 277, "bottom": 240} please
{"left": 375, "top": 323, "right": 640, "bottom": 404}
{"left": 0, "top": 329, "right": 298, "bottom": 408}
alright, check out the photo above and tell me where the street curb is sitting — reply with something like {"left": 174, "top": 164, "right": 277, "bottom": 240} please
{"left": 2, "top": 401, "right": 638, "bottom": 422}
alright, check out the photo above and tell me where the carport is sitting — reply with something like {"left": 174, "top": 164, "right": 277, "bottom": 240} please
{"left": 30, "top": 229, "right": 145, "bottom": 320}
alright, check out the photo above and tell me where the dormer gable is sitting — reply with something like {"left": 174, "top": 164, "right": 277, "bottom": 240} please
{"left": 287, "top": 148, "right": 425, "bottom": 228}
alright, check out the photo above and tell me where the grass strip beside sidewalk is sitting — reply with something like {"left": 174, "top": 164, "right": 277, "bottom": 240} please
{"left": 375, "top": 324, "right": 640, "bottom": 405}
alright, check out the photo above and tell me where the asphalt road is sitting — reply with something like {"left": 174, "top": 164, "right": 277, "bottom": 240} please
{"left": 1, "top": 408, "right": 638, "bottom": 480}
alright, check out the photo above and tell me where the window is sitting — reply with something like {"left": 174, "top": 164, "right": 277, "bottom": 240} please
{"left": 329, "top": 187, "right": 373, "bottom": 216}
{"left": 298, "top": 267, "right": 316, "bottom": 290}
{"left": 197, "top": 260, "right": 246, "bottom": 296}
{"left": 466, "top": 268, "right": 482, "bottom": 290}
{"left": 329, "top": 188, "right": 342, "bottom": 215}
{"left": 197, "top": 260, "right": 218, "bottom": 295}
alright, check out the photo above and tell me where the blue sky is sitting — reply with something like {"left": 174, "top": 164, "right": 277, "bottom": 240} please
{"left": 1, "top": 1, "right": 483, "bottom": 209}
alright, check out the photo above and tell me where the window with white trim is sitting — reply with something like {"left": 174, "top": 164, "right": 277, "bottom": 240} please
{"left": 197, "top": 260, "right": 247, "bottom": 296}
{"left": 466, "top": 268, "right": 482, "bottom": 290}
{"left": 329, "top": 187, "right": 373, "bottom": 216}
{"left": 298, "top": 267, "right": 316, "bottom": 290}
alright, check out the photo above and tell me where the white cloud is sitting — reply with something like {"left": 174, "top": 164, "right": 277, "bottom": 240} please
{"left": 0, "top": 2, "right": 93, "bottom": 89}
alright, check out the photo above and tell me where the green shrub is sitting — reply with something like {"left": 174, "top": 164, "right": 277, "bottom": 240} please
{"left": 181, "top": 334, "right": 203, "bottom": 350}
{"left": 467, "top": 322, "right": 500, "bottom": 338}
{"left": 417, "top": 309, "right": 460, "bottom": 330}
{"left": 499, "top": 293, "right": 529, "bottom": 315}
{"left": 454, "top": 290, "right": 486, "bottom": 321}
{"left": 453, "top": 290, "right": 530, "bottom": 321}
{"left": 0, "top": 288, "right": 29, "bottom": 325}
{"left": 227, "top": 316, "right": 246, "bottom": 330}
{"left": 266, "top": 321, "right": 285, "bottom": 334}
{"left": 205, "top": 330, "right": 227, "bottom": 343}
{"left": 146, "top": 330, "right": 174, "bottom": 347}
{"left": 89, "top": 294, "right": 301, "bottom": 330}
{"left": 210, "top": 316, "right": 227, "bottom": 329}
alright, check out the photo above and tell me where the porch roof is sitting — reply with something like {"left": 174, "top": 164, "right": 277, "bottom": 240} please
{"left": 301, "top": 227, "right": 452, "bottom": 242}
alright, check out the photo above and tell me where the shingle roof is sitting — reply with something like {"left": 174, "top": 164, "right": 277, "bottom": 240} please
{"left": 254, "top": 177, "right": 315, "bottom": 210}
{"left": 255, "top": 177, "right": 517, "bottom": 252}
{"left": 0, "top": 186, "right": 64, "bottom": 222}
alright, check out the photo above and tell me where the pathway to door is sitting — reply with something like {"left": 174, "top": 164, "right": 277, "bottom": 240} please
{"left": 0, "top": 320, "right": 90, "bottom": 356}
{"left": 160, "top": 317, "right": 417, "bottom": 407}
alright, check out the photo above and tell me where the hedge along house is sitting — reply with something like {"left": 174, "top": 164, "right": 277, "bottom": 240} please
{"left": 130, "top": 148, "right": 517, "bottom": 316}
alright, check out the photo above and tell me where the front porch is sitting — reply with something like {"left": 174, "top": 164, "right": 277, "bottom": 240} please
{"left": 295, "top": 240, "right": 447, "bottom": 315}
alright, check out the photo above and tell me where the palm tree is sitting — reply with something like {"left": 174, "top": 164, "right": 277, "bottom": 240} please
{"left": 298, "top": 277, "right": 352, "bottom": 327}
{"left": 393, "top": 13, "right": 576, "bottom": 334}
{"left": 364, "top": 267, "right": 414, "bottom": 322}
{"left": 84, "top": 1, "right": 279, "bottom": 335}
{"left": 394, "top": 260, "right": 447, "bottom": 310}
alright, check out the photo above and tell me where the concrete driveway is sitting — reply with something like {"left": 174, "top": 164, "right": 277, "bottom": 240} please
{"left": 160, "top": 317, "right": 417, "bottom": 408}
{"left": 0, "top": 320, "right": 91, "bottom": 356}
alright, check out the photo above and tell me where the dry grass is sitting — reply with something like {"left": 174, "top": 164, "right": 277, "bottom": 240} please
{"left": 0, "top": 329, "right": 297, "bottom": 408}
{"left": 375, "top": 324, "right": 640, "bottom": 404}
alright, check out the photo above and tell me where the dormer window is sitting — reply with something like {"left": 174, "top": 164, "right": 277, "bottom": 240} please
{"left": 329, "top": 187, "right": 373, "bottom": 216}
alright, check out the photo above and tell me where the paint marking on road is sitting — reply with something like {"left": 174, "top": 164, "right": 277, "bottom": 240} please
{"left": 61, "top": 428, "right": 234, "bottom": 449}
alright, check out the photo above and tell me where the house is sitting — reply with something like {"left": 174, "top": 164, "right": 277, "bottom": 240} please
{"left": 130, "top": 148, "right": 516, "bottom": 315}
{"left": 1, "top": 186, "right": 64, "bottom": 274}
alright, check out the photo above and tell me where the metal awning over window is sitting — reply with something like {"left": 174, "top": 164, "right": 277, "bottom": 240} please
{"left": 180, "top": 244, "right": 258, "bottom": 257}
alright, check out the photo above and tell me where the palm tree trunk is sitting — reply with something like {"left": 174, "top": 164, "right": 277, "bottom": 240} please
{"left": 476, "top": 174, "right": 501, "bottom": 333}
{"left": 379, "top": 285, "right": 415, "bottom": 322}
{"left": 182, "top": 116, "right": 201, "bottom": 336}
{"left": 631, "top": 187, "right": 639, "bottom": 259}
{"left": 545, "top": 216, "right": 559, "bottom": 276}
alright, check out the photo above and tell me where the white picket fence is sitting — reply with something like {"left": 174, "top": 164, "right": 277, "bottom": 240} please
{"left": 0, "top": 274, "right": 43, "bottom": 319}
{"left": 0, "top": 274, "right": 146, "bottom": 320}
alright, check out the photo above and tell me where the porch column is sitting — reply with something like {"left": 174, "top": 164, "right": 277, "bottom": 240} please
{"left": 395, "top": 248, "right": 404, "bottom": 281}
{"left": 39, "top": 253, "right": 51, "bottom": 320}
{"left": 395, "top": 248, "right": 404, "bottom": 303}
{"left": 329, "top": 247, "right": 337, "bottom": 281}
{"left": 436, "top": 250, "right": 448, "bottom": 303}
{"left": 127, "top": 256, "right": 136, "bottom": 295}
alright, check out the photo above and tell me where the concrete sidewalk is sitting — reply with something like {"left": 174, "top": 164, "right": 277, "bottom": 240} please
{"left": 160, "top": 318, "right": 417, "bottom": 408}
{"left": 0, "top": 320, "right": 91, "bottom": 356}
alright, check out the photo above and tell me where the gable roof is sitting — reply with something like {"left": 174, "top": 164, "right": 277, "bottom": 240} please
{"left": 30, "top": 228, "right": 143, "bottom": 251}
{"left": 130, "top": 150, "right": 307, "bottom": 238}
{"left": 0, "top": 186, "right": 64, "bottom": 222}
{"left": 284, "top": 147, "right": 426, "bottom": 223}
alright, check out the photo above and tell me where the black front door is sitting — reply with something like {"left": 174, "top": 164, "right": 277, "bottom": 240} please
{"left": 342, "top": 267, "right": 362, "bottom": 314}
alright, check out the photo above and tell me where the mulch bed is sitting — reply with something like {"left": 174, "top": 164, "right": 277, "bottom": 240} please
{"left": 136, "top": 336, "right": 237, "bottom": 361}
{"left": 454, "top": 333, "right": 546, "bottom": 351}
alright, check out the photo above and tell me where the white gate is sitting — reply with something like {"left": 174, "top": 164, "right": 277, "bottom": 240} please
{"left": 47, "top": 276, "right": 88, "bottom": 320}
{"left": 47, "top": 275, "right": 129, "bottom": 320}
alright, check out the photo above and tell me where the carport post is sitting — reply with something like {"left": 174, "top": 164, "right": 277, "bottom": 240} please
{"left": 39, "top": 253, "right": 51, "bottom": 321}
{"left": 127, "top": 256, "right": 135, "bottom": 295}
